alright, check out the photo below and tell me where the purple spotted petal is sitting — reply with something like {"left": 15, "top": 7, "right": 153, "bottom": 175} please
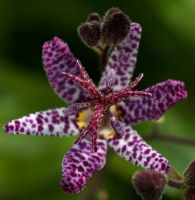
{"left": 108, "top": 127, "right": 171, "bottom": 173}
{"left": 42, "top": 36, "right": 88, "bottom": 104}
{"left": 60, "top": 138, "right": 107, "bottom": 194}
{"left": 99, "top": 22, "right": 142, "bottom": 91}
{"left": 119, "top": 80, "right": 188, "bottom": 125}
{"left": 4, "top": 108, "right": 81, "bottom": 136}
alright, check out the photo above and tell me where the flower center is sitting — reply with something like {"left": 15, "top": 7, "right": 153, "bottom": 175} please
{"left": 63, "top": 60, "right": 151, "bottom": 151}
{"left": 76, "top": 105, "right": 121, "bottom": 139}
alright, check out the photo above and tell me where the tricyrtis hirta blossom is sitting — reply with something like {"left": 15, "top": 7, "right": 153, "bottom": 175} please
{"left": 4, "top": 21, "right": 187, "bottom": 193}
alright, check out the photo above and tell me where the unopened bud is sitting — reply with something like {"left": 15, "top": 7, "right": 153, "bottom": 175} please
{"left": 184, "top": 161, "right": 195, "bottom": 187}
{"left": 102, "top": 7, "right": 131, "bottom": 44}
{"left": 183, "top": 187, "right": 195, "bottom": 200}
{"left": 132, "top": 170, "right": 167, "bottom": 200}
{"left": 87, "top": 12, "right": 102, "bottom": 23}
{"left": 78, "top": 21, "right": 101, "bottom": 47}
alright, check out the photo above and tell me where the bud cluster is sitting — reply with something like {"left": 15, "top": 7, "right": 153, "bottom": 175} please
{"left": 184, "top": 161, "right": 195, "bottom": 200}
{"left": 78, "top": 7, "right": 131, "bottom": 47}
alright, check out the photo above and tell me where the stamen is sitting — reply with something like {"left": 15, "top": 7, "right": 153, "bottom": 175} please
{"left": 64, "top": 102, "right": 91, "bottom": 116}
{"left": 111, "top": 116, "right": 126, "bottom": 137}
{"left": 105, "top": 68, "right": 116, "bottom": 89}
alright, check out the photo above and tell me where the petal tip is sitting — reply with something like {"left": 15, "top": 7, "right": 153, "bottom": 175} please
{"left": 60, "top": 139, "right": 107, "bottom": 194}
{"left": 42, "top": 36, "right": 67, "bottom": 51}
{"left": 3, "top": 121, "right": 16, "bottom": 134}
{"left": 60, "top": 177, "right": 87, "bottom": 194}
{"left": 165, "top": 165, "right": 172, "bottom": 174}
{"left": 158, "top": 161, "right": 172, "bottom": 174}
{"left": 167, "top": 79, "right": 188, "bottom": 100}
{"left": 131, "top": 22, "right": 142, "bottom": 32}
{"left": 3, "top": 123, "right": 10, "bottom": 133}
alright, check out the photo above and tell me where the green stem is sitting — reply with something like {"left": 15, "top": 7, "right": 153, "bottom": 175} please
{"left": 144, "top": 123, "right": 195, "bottom": 147}
{"left": 167, "top": 168, "right": 184, "bottom": 189}
{"left": 167, "top": 179, "right": 184, "bottom": 189}
{"left": 144, "top": 132, "right": 195, "bottom": 147}
{"left": 99, "top": 45, "right": 110, "bottom": 72}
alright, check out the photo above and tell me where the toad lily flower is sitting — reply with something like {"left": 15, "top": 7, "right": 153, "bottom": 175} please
{"left": 4, "top": 23, "right": 187, "bottom": 194}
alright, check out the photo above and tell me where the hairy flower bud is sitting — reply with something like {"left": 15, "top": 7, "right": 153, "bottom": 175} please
{"left": 78, "top": 21, "right": 101, "bottom": 47}
{"left": 87, "top": 12, "right": 102, "bottom": 23}
{"left": 184, "top": 161, "right": 195, "bottom": 187}
{"left": 101, "top": 7, "right": 131, "bottom": 44}
{"left": 184, "top": 187, "right": 195, "bottom": 200}
{"left": 132, "top": 170, "right": 167, "bottom": 200}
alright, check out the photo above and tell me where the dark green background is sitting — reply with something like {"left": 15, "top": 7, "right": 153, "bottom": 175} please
{"left": 0, "top": 0, "right": 194, "bottom": 199}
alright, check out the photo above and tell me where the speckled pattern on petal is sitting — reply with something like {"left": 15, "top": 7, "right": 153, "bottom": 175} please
{"left": 108, "top": 127, "right": 171, "bottom": 174}
{"left": 99, "top": 23, "right": 142, "bottom": 91}
{"left": 42, "top": 36, "right": 88, "bottom": 104}
{"left": 60, "top": 138, "right": 107, "bottom": 194}
{"left": 119, "top": 80, "right": 188, "bottom": 125}
{"left": 4, "top": 108, "right": 81, "bottom": 136}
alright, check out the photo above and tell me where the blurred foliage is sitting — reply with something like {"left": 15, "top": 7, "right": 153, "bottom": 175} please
{"left": 0, "top": 0, "right": 195, "bottom": 199}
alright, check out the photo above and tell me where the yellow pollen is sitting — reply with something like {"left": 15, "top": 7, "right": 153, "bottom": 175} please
{"left": 99, "top": 131, "right": 116, "bottom": 139}
{"left": 110, "top": 105, "right": 123, "bottom": 119}
{"left": 77, "top": 111, "right": 87, "bottom": 128}
{"left": 77, "top": 109, "right": 92, "bottom": 129}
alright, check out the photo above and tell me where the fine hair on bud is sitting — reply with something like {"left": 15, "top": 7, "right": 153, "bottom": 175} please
{"left": 101, "top": 7, "right": 131, "bottom": 44}
{"left": 78, "top": 21, "right": 101, "bottom": 47}
{"left": 132, "top": 170, "right": 167, "bottom": 200}
{"left": 184, "top": 161, "right": 195, "bottom": 187}
{"left": 103, "top": 7, "right": 120, "bottom": 18}
{"left": 87, "top": 12, "right": 102, "bottom": 22}
{"left": 183, "top": 187, "right": 195, "bottom": 200}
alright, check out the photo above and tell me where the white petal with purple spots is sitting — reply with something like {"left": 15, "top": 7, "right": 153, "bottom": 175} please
{"left": 4, "top": 108, "right": 81, "bottom": 136}
{"left": 108, "top": 127, "right": 171, "bottom": 173}
{"left": 42, "top": 36, "right": 88, "bottom": 104}
{"left": 99, "top": 22, "right": 142, "bottom": 91}
{"left": 118, "top": 80, "right": 188, "bottom": 125}
{"left": 60, "top": 138, "right": 107, "bottom": 194}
